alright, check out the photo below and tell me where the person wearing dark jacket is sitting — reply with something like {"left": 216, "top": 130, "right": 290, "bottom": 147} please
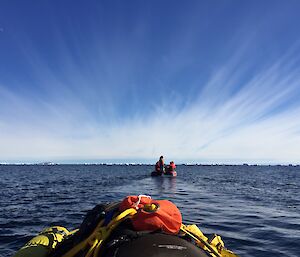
{"left": 155, "top": 156, "right": 164, "bottom": 175}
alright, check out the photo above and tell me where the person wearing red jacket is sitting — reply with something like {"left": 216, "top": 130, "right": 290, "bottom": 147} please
{"left": 169, "top": 161, "right": 176, "bottom": 172}
{"left": 165, "top": 161, "right": 176, "bottom": 175}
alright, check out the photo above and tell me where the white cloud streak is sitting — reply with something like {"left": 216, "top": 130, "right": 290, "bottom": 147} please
{"left": 1, "top": 8, "right": 300, "bottom": 164}
{"left": 1, "top": 47, "right": 300, "bottom": 164}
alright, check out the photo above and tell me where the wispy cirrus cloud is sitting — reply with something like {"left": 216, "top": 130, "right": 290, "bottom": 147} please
{"left": 1, "top": 44, "right": 300, "bottom": 164}
{"left": 1, "top": 1, "right": 300, "bottom": 163}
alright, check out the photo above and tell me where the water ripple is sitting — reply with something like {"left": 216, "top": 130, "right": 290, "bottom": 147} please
{"left": 0, "top": 164, "right": 299, "bottom": 257}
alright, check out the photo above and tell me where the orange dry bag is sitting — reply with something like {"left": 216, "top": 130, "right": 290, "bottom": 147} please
{"left": 119, "top": 195, "right": 182, "bottom": 234}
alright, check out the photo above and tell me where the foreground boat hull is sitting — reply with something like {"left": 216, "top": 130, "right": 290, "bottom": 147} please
{"left": 14, "top": 196, "right": 239, "bottom": 257}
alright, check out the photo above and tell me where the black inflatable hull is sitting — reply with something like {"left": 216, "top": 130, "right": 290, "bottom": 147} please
{"left": 151, "top": 171, "right": 162, "bottom": 176}
{"left": 151, "top": 171, "right": 177, "bottom": 177}
{"left": 104, "top": 233, "right": 208, "bottom": 257}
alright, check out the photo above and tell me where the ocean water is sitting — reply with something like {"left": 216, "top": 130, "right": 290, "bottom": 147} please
{"left": 0, "top": 164, "right": 299, "bottom": 257}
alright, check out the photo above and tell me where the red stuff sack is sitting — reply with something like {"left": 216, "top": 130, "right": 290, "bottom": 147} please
{"left": 119, "top": 195, "right": 182, "bottom": 234}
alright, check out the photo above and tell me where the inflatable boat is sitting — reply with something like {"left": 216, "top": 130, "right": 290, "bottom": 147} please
{"left": 151, "top": 171, "right": 177, "bottom": 177}
{"left": 14, "top": 195, "right": 238, "bottom": 257}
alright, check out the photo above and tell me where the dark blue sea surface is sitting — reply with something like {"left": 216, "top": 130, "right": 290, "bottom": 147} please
{"left": 0, "top": 164, "right": 299, "bottom": 257}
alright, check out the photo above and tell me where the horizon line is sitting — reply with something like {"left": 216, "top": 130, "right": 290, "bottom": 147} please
{"left": 0, "top": 161, "right": 299, "bottom": 166}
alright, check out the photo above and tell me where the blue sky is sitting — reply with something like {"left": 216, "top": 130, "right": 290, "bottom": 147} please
{"left": 0, "top": 0, "right": 300, "bottom": 164}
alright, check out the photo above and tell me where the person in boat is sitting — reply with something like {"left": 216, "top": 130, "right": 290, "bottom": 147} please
{"left": 155, "top": 155, "right": 164, "bottom": 175}
{"left": 166, "top": 161, "right": 176, "bottom": 175}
